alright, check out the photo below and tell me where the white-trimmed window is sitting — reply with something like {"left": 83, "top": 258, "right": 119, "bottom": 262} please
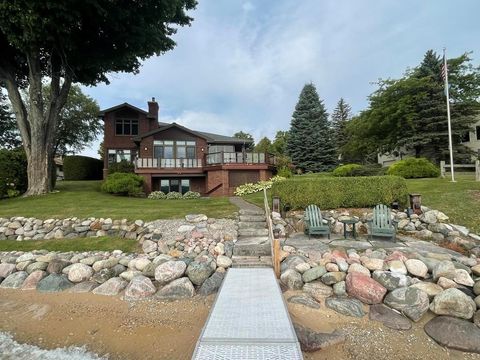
{"left": 108, "top": 149, "right": 132, "bottom": 164}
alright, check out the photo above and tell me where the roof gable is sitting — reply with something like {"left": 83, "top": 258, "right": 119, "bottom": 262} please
{"left": 99, "top": 103, "right": 149, "bottom": 116}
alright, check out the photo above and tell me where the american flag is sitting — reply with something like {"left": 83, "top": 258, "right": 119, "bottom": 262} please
{"left": 441, "top": 55, "right": 448, "bottom": 82}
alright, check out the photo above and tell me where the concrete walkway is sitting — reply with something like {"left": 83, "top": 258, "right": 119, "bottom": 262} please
{"left": 229, "top": 196, "right": 264, "bottom": 213}
{"left": 192, "top": 268, "right": 303, "bottom": 360}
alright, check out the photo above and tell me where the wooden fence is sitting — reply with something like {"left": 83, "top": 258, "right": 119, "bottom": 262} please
{"left": 440, "top": 160, "right": 480, "bottom": 181}
{"left": 263, "top": 188, "right": 280, "bottom": 278}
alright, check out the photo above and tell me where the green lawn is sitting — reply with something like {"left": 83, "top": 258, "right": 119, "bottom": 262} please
{"left": 0, "top": 181, "right": 237, "bottom": 221}
{"left": 0, "top": 236, "right": 138, "bottom": 252}
{"left": 243, "top": 173, "right": 480, "bottom": 233}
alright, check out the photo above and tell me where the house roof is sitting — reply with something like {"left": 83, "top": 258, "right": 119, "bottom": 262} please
{"left": 99, "top": 103, "right": 153, "bottom": 117}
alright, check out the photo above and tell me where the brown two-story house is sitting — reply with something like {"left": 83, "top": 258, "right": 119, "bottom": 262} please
{"left": 100, "top": 98, "right": 275, "bottom": 196}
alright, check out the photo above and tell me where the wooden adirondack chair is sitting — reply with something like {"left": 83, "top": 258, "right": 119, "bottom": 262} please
{"left": 304, "top": 204, "right": 331, "bottom": 239}
{"left": 367, "top": 204, "right": 397, "bottom": 242}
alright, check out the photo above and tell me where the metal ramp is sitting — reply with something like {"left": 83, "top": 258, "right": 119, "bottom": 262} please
{"left": 192, "top": 268, "right": 303, "bottom": 360}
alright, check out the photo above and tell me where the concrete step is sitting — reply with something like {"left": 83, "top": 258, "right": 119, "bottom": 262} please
{"left": 232, "top": 256, "right": 272, "bottom": 268}
{"left": 238, "top": 209, "right": 264, "bottom": 216}
{"left": 239, "top": 214, "right": 266, "bottom": 222}
{"left": 237, "top": 221, "right": 267, "bottom": 229}
{"left": 233, "top": 237, "right": 271, "bottom": 256}
{"left": 238, "top": 228, "right": 269, "bottom": 237}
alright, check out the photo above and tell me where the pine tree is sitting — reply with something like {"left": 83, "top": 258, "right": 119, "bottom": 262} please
{"left": 331, "top": 98, "right": 352, "bottom": 159}
{"left": 286, "top": 83, "right": 337, "bottom": 172}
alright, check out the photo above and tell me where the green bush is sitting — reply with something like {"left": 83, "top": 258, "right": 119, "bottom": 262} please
{"left": 332, "top": 164, "right": 362, "bottom": 177}
{"left": 234, "top": 175, "right": 286, "bottom": 196}
{"left": 276, "top": 166, "right": 293, "bottom": 178}
{"left": 183, "top": 191, "right": 201, "bottom": 199}
{"left": 148, "top": 191, "right": 166, "bottom": 200}
{"left": 350, "top": 164, "right": 387, "bottom": 177}
{"left": 64, "top": 155, "right": 103, "bottom": 180}
{"left": 271, "top": 175, "right": 408, "bottom": 209}
{"left": 166, "top": 191, "right": 182, "bottom": 199}
{"left": 387, "top": 157, "right": 440, "bottom": 179}
{"left": 0, "top": 148, "right": 27, "bottom": 198}
{"left": 101, "top": 173, "right": 144, "bottom": 196}
{"left": 108, "top": 160, "right": 135, "bottom": 174}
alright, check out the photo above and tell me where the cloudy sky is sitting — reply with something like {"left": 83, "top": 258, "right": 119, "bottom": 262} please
{"left": 81, "top": 0, "right": 480, "bottom": 158}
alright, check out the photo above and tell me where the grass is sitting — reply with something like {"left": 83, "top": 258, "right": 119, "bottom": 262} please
{"left": 242, "top": 173, "right": 480, "bottom": 233}
{"left": 0, "top": 181, "right": 237, "bottom": 221}
{"left": 0, "top": 236, "right": 138, "bottom": 253}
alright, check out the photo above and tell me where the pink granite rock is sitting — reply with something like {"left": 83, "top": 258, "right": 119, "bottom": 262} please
{"left": 346, "top": 272, "right": 387, "bottom": 304}
{"left": 21, "top": 270, "right": 47, "bottom": 290}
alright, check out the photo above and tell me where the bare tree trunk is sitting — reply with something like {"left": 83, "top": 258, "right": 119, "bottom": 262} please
{"left": 0, "top": 53, "right": 71, "bottom": 196}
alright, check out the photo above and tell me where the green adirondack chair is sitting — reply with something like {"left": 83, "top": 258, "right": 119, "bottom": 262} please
{"left": 304, "top": 204, "right": 331, "bottom": 239}
{"left": 367, "top": 204, "right": 397, "bottom": 242}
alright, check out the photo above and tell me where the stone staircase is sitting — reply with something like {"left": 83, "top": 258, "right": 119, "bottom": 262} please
{"left": 232, "top": 209, "right": 272, "bottom": 268}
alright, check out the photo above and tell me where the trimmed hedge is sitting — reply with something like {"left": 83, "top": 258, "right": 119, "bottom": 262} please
{"left": 101, "top": 173, "right": 144, "bottom": 196}
{"left": 271, "top": 175, "right": 408, "bottom": 209}
{"left": 0, "top": 148, "right": 27, "bottom": 198}
{"left": 333, "top": 163, "right": 387, "bottom": 177}
{"left": 108, "top": 160, "right": 135, "bottom": 174}
{"left": 332, "top": 164, "right": 362, "bottom": 177}
{"left": 387, "top": 157, "right": 439, "bottom": 179}
{"left": 64, "top": 155, "right": 103, "bottom": 180}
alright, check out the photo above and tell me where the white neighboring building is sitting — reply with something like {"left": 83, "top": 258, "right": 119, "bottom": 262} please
{"left": 378, "top": 119, "right": 480, "bottom": 166}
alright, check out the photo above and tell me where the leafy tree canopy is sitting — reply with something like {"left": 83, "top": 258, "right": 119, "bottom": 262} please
{"left": 233, "top": 131, "right": 254, "bottom": 149}
{"left": 254, "top": 136, "right": 273, "bottom": 153}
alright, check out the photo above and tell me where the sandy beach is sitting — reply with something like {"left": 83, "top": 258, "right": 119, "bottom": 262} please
{"left": 0, "top": 288, "right": 479, "bottom": 360}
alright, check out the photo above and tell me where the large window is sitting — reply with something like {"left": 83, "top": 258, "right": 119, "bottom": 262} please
{"left": 159, "top": 179, "right": 190, "bottom": 194}
{"left": 115, "top": 118, "right": 138, "bottom": 135}
{"left": 108, "top": 149, "right": 132, "bottom": 164}
{"left": 153, "top": 140, "right": 195, "bottom": 159}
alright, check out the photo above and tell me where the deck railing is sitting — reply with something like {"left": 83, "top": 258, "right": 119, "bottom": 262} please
{"left": 136, "top": 158, "right": 203, "bottom": 169}
{"left": 205, "top": 152, "right": 275, "bottom": 166}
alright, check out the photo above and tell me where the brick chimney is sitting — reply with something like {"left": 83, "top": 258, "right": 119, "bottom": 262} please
{"left": 147, "top": 97, "right": 159, "bottom": 119}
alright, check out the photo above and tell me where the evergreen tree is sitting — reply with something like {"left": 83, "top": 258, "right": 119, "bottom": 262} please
{"left": 331, "top": 98, "right": 352, "bottom": 159}
{"left": 286, "top": 83, "right": 337, "bottom": 172}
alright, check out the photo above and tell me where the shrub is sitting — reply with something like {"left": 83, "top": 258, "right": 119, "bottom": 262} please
{"left": 166, "top": 191, "right": 182, "bottom": 200}
{"left": 350, "top": 164, "right": 387, "bottom": 177}
{"left": 108, "top": 160, "right": 135, "bottom": 174}
{"left": 387, "top": 157, "right": 440, "bottom": 179}
{"left": 148, "top": 191, "right": 166, "bottom": 200}
{"left": 183, "top": 191, "right": 201, "bottom": 199}
{"left": 276, "top": 166, "right": 293, "bottom": 178}
{"left": 101, "top": 173, "right": 143, "bottom": 196}
{"left": 0, "top": 148, "right": 27, "bottom": 198}
{"left": 332, "top": 164, "right": 362, "bottom": 177}
{"left": 271, "top": 175, "right": 409, "bottom": 209}
{"left": 64, "top": 155, "right": 103, "bottom": 180}
{"left": 234, "top": 175, "right": 286, "bottom": 196}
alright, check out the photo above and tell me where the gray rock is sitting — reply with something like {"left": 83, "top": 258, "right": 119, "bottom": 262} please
{"left": 224, "top": 241, "right": 234, "bottom": 258}
{"left": 46, "top": 259, "right": 70, "bottom": 274}
{"left": 92, "top": 268, "right": 115, "bottom": 284}
{"left": 333, "top": 281, "right": 347, "bottom": 296}
{"left": 69, "top": 281, "right": 99, "bottom": 293}
{"left": 216, "top": 255, "right": 232, "bottom": 268}
{"left": 369, "top": 304, "right": 412, "bottom": 330}
{"left": 185, "top": 214, "right": 208, "bottom": 223}
{"left": 142, "top": 240, "right": 157, "bottom": 253}
{"left": 124, "top": 275, "right": 157, "bottom": 301}
{"left": 68, "top": 263, "right": 94, "bottom": 283}
{"left": 155, "top": 260, "right": 187, "bottom": 284}
{"left": 474, "top": 310, "right": 480, "bottom": 328}
{"left": 92, "top": 277, "right": 128, "bottom": 296}
{"left": 198, "top": 272, "right": 224, "bottom": 296}
{"left": 325, "top": 297, "right": 365, "bottom": 317}
{"left": 302, "top": 266, "right": 326, "bottom": 283}
{"left": 156, "top": 277, "right": 195, "bottom": 299}
{"left": 281, "top": 269, "right": 304, "bottom": 290}
{"left": 430, "top": 288, "right": 476, "bottom": 319}
{"left": 0, "top": 263, "right": 16, "bottom": 278}
{"left": 287, "top": 294, "right": 320, "bottom": 309}
{"left": 372, "top": 270, "right": 409, "bottom": 291}
{"left": 186, "top": 260, "right": 214, "bottom": 286}
{"left": 303, "top": 281, "right": 333, "bottom": 301}
{"left": 294, "top": 323, "right": 345, "bottom": 352}
{"left": 37, "top": 274, "right": 73, "bottom": 292}
{"left": 432, "top": 260, "right": 456, "bottom": 281}
{"left": 26, "top": 261, "right": 48, "bottom": 274}
{"left": 424, "top": 316, "right": 480, "bottom": 354}
{"left": 404, "top": 259, "right": 428, "bottom": 278}
{"left": 321, "top": 271, "right": 346, "bottom": 285}
{"left": 383, "top": 287, "right": 430, "bottom": 322}
{"left": 410, "top": 282, "right": 443, "bottom": 299}
{"left": 0, "top": 271, "right": 28, "bottom": 288}
{"left": 281, "top": 255, "right": 308, "bottom": 272}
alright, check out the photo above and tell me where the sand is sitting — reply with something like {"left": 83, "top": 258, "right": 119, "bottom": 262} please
{"left": 1, "top": 288, "right": 479, "bottom": 359}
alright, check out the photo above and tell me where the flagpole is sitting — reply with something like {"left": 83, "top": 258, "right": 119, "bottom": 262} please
{"left": 443, "top": 48, "right": 455, "bottom": 182}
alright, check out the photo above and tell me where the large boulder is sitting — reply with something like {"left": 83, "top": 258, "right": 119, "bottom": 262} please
{"left": 142, "top": 240, "right": 158, "bottom": 253}
{"left": 424, "top": 316, "right": 480, "bottom": 354}
{"left": 302, "top": 266, "right": 326, "bottom": 283}
{"left": 388, "top": 260, "right": 407, "bottom": 275}
{"left": 287, "top": 294, "right": 320, "bottom": 309}
{"left": 69, "top": 281, "right": 99, "bottom": 293}
{"left": 37, "top": 274, "right": 73, "bottom": 292}
{"left": 0, "top": 263, "right": 16, "bottom": 279}
{"left": 325, "top": 297, "right": 365, "bottom": 317}
{"left": 321, "top": 271, "right": 346, "bottom": 285}
{"left": 46, "top": 259, "right": 70, "bottom": 274}
{"left": 369, "top": 304, "right": 412, "bottom": 330}
{"left": 432, "top": 260, "right": 456, "bottom": 281}
{"left": 0, "top": 271, "right": 28, "bottom": 288}
{"left": 372, "top": 270, "right": 409, "bottom": 291}
{"left": 156, "top": 277, "right": 195, "bottom": 300}
{"left": 186, "top": 261, "right": 214, "bottom": 286}
{"left": 281, "top": 269, "right": 303, "bottom": 290}
{"left": 453, "top": 269, "right": 474, "bottom": 287}
{"left": 345, "top": 272, "right": 387, "bottom": 304}
{"left": 123, "top": 275, "right": 157, "bottom": 301}
{"left": 303, "top": 281, "right": 333, "bottom": 301}
{"left": 155, "top": 260, "right": 187, "bottom": 284}
{"left": 430, "top": 288, "right": 476, "bottom": 319}
{"left": 21, "top": 270, "right": 47, "bottom": 290}
{"left": 383, "top": 287, "right": 430, "bottom": 322}
{"left": 347, "top": 263, "right": 371, "bottom": 277}
{"left": 67, "top": 263, "right": 94, "bottom": 283}
{"left": 410, "top": 282, "right": 443, "bottom": 299}
{"left": 404, "top": 259, "right": 428, "bottom": 278}
{"left": 92, "top": 277, "right": 128, "bottom": 296}
{"left": 281, "top": 255, "right": 308, "bottom": 272}
{"left": 198, "top": 271, "right": 225, "bottom": 296}
{"left": 293, "top": 323, "right": 345, "bottom": 352}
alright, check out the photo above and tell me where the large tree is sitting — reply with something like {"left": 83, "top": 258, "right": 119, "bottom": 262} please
{"left": 0, "top": 0, "right": 196, "bottom": 195}
{"left": 254, "top": 136, "right": 273, "bottom": 153}
{"left": 286, "top": 83, "right": 337, "bottom": 172}
{"left": 0, "top": 89, "right": 21, "bottom": 149}
{"left": 331, "top": 98, "right": 352, "bottom": 159}
{"left": 233, "top": 131, "right": 254, "bottom": 150}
